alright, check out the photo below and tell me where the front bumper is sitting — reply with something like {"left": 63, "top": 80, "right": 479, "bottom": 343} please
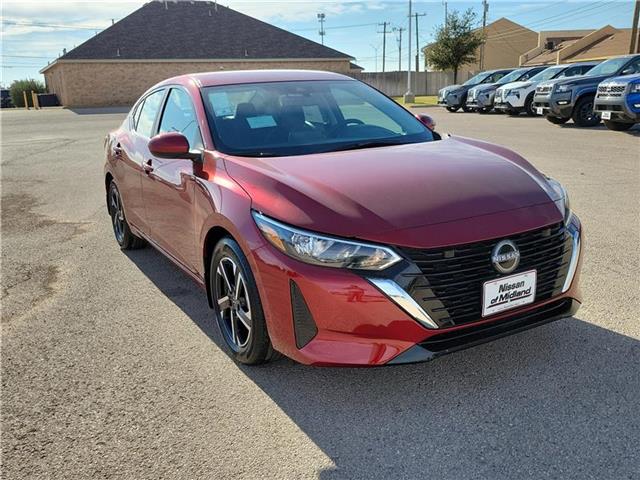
{"left": 439, "top": 92, "right": 465, "bottom": 108}
{"left": 466, "top": 91, "right": 495, "bottom": 110}
{"left": 249, "top": 214, "right": 583, "bottom": 367}
{"left": 533, "top": 92, "right": 573, "bottom": 118}
{"left": 594, "top": 94, "right": 640, "bottom": 124}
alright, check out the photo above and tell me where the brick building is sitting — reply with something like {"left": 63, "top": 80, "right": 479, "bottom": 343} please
{"left": 41, "top": 1, "right": 356, "bottom": 107}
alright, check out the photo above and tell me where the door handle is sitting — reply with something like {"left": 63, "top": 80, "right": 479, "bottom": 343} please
{"left": 143, "top": 159, "right": 154, "bottom": 174}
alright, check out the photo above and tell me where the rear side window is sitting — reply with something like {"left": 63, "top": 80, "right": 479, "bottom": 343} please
{"left": 131, "top": 101, "right": 144, "bottom": 129}
{"left": 158, "top": 88, "right": 203, "bottom": 150}
{"left": 135, "top": 90, "right": 165, "bottom": 138}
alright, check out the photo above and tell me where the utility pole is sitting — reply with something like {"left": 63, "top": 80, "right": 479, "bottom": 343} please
{"left": 404, "top": 0, "right": 415, "bottom": 103}
{"left": 413, "top": 12, "right": 427, "bottom": 91}
{"left": 378, "top": 21, "right": 391, "bottom": 73}
{"left": 631, "top": 0, "right": 640, "bottom": 54}
{"left": 370, "top": 44, "right": 380, "bottom": 71}
{"left": 394, "top": 26, "right": 405, "bottom": 72}
{"left": 442, "top": 1, "right": 448, "bottom": 27}
{"left": 317, "top": 13, "right": 326, "bottom": 45}
{"left": 479, "top": 0, "right": 489, "bottom": 70}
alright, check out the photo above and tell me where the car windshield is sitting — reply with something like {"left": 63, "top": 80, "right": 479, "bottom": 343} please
{"left": 463, "top": 72, "right": 491, "bottom": 86}
{"left": 497, "top": 69, "right": 528, "bottom": 85}
{"left": 586, "top": 57, "right": 631, "bottom": 76}
{"left": 202, "top": 80, "right": 433, "bottom": 157}
{"left": 530, "top": 66, "right": 565, "bottom": 82}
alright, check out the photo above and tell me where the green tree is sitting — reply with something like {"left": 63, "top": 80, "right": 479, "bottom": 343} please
{"left": 9, "top": 79, "right": 46, "bottom": 107}
{"left": 426, "top": 9, "right": 485, "bottom": 83}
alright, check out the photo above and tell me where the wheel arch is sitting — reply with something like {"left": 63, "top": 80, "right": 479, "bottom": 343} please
{"left": 105, "top": 172, "right": 114, "bottom": 214}
{"left": 203, "top": 225, "right": 235, "bottom": 308}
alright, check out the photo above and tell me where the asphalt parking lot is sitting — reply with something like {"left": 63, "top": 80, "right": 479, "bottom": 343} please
{"left": 2, "top": 106, "right": 639, "bottom": 479}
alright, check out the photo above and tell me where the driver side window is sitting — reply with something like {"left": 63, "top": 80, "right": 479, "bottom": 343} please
{"left": 158, "top": 88, "right": 203, "bottom": 150}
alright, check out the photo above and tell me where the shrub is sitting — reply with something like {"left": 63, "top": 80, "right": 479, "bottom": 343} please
{"left": 10, "top": 79, "right": 46, "bottom": 107}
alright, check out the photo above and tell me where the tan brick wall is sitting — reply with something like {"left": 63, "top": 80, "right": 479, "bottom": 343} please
{"left": 44, "top": 60, "right": 353, "bottom": 107}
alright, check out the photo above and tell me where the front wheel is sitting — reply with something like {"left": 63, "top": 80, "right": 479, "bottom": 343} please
{"left": 572, "top": 96, "right": 600, "bottom": 127}
{"left": 546, "top": 115, "right": 570, "bottom": 125}
{"left": 445, "top": 106, "right": 459, "bottom": 113}
{"left": 524, "top": 93, "right": 536, "bottom": 116}
{"left": 603, "top": 120, "right": 633, "bottom": 131}
{"left": 210, "top": 238, "right": 278, "bottom": 365}
{"left": 108, "top": 182, "right": 146, "bottom": 250}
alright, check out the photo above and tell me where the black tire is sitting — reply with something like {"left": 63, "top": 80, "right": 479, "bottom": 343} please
{"left": 446, "top": 106, "right": 459, "bottom": 113}
{"left": 507, "top": 109, "right": 521, "bottom": 116}
{"left": 603, "top": 120, "right": 633, "bottom": 131}
{"left": 546, "top": 115, "right": 570, "bottom": 125}
{"left": 524, "top": 93, "right": 536, "bottom": 116}
{"left": 210, "top": 237, "right": 278, "bottom": 365}
{"left": 572, "top": 96, "right": 600, "bottom": 127}
{"left": 108, "top": 181, "right": 146, "bottom": 250}
{"left": 462, "top": 105, "right": 474, "bottom": 113}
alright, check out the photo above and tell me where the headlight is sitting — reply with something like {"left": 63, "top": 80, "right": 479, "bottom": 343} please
{"left": 546, "top": 177, "right": 571, "bottom": 224}
{"left": 630, "top": 83, "right": 640, "bottom": 93}
{"left": 252, "top": 212, "right": 402, "bottom": 270}
{"left": 507, "top": 89, "right": 521, "bottom": 98}
{"left": 556, "top": 84, "right": 573, "bottom": 93}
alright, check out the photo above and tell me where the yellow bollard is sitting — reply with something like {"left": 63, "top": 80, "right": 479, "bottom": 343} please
{"left": 32, "top": 91, "right": 40, "bottom": 110}
{"left": 23, "top": 91, "right": 29, "bottom": 109}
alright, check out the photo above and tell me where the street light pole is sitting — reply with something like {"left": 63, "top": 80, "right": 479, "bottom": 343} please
{"left": 403, "top": 0, "right": 415, "bottom": 103}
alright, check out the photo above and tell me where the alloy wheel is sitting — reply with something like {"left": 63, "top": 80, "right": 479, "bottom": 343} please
{"left": 214, "top": 256, "right": 252, "bottom": 350}
{"left": 109, "top": 186, "right": 125, "bottom": 244}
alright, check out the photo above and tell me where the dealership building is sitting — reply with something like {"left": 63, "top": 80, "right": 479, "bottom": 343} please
{"left": 40, "top": 1, "right": 357, "bottom": 107}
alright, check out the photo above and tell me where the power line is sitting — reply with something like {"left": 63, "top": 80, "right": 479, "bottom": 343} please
{"left": 485, "top": 0, "right": 616, "bottom": 41}
{"left": 1, "top": 19, "right": 106, "bottom": 31}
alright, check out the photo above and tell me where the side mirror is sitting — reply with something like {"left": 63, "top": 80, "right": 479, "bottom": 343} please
{"left": 415, "top": 114, "right": 436, "bottom": 131}
{"left": 621, "top": 67, "right": 635, "bottom": 76}
{"left": 149, "top": 132, "right": 201, "bottom": 161}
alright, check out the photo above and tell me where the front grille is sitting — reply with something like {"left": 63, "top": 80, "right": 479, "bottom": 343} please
{"left": 597, "top": 84, "right": 626, "bottom": 99}
{"left": 398, "top": 223, "right": 573, "bottom": 328}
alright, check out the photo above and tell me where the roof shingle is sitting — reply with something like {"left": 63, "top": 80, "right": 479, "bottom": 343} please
{"left": 61, "top": 0, "right": 352, "bottom": 61}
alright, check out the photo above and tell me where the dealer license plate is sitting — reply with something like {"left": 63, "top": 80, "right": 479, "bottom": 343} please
{"left": 482, "top": 270, "right": 536, "bottom": 317}
{"left": 536, "top": 107, "right": 544, "bottom": 115}
{"left": 601, "top": 111, "right": 611, "bottom": 120}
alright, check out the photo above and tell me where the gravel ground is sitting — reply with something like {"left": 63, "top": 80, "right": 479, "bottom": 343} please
{"left": 1, "top": 106, "right": 639, "bottom": 480}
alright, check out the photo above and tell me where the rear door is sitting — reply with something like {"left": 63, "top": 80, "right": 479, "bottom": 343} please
{"left": 141, "top": 87, "right": 203, "bottom": 272}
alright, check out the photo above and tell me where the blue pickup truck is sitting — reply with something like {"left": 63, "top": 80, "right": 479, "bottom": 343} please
{"left": 594, "top": 73, "right": 640, "bottom": 131}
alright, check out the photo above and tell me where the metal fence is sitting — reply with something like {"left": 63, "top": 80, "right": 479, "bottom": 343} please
{"left": 348, "top": 71, "right": 477, "bottom": 97}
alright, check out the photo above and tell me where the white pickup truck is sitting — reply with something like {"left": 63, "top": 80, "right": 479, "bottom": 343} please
{"left": 494, "top": 62, "right": 598, "bottom": 116}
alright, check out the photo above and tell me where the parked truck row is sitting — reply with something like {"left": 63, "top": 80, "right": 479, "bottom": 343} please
{"left": 437, "top": 54, "right": 640, "bottom": 132}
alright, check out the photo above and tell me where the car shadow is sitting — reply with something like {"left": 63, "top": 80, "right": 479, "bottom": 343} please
{"left": 67, "top": 106, "right": 131, "bottom": 115}
{"left": 124, "top": 246, "right": 640, "bottom": 480}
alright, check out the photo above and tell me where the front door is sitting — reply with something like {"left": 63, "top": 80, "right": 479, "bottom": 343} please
{"left": 141, "top": 87, "right": 204, "bottom": 273}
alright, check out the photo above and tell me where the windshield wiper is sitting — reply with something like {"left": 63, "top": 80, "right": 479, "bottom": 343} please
{"left": 326, "top": 140, "right": 403, "bottom": 153}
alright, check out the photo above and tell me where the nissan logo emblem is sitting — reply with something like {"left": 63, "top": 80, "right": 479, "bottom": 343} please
{"left": 491, "top": 240, "right": 520, "bottom": 274}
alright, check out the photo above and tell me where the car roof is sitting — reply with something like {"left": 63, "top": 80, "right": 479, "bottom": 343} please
{"left": 158, "top": 69, "right": 355, "bottom": 88}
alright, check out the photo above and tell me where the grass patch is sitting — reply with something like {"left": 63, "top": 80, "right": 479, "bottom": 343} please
{"left": 392, "top": 95, "right": 438, "bottom": 107}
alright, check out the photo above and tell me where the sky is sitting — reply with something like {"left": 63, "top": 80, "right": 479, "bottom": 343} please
{"left": 0, "top": 0, "right": 636, "bottom": 85}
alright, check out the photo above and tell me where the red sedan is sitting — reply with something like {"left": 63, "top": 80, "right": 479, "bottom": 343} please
{"left": 104, "top": 70, "right": 582, "bottom": 366}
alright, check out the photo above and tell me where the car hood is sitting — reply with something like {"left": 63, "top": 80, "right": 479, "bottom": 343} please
{"left": 222, "top": 137, "right": 561, "bottom": 243}
{"left": 600, "top": 73, "right": 640, "bottom": 86}
{"left": 553, "top": 73, "right": 609, "bottom": 88}
{"left": 442, "top": 84, "right": 471, "bottom": 95}
{"left": 473, "top": 83, "right": 500, "bottom": 93}
{"left": 499, "top": 80, "right": 535, "bottom": 91}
